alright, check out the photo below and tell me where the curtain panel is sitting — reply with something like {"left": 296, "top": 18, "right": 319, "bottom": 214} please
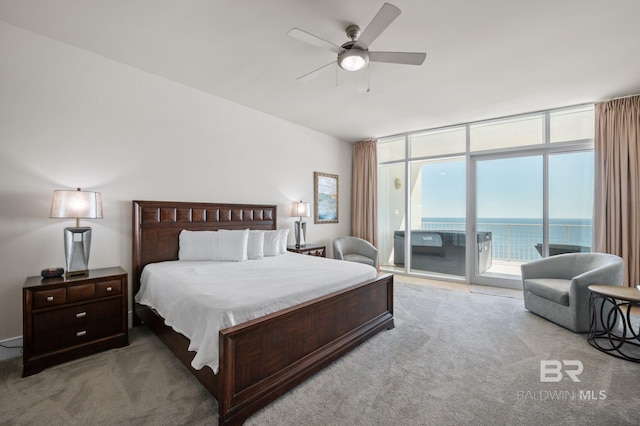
{"left": 593, "top": 95, "right": 640, "bottom": 287}
{"left": 352, "top": 139, "right": 378, "bottom": 247}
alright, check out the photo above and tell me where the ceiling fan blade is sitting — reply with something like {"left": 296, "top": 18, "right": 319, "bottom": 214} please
{"left": 353, "top": 3, "right": 401, "bottom": 50}
{"left": 288, "top": 28, "right": 344, "bottom": 54}
{"left": 369, "top": 51, "right": 426, "bottom": 65}
{"left": 297, "top": 61, "right": 335, "bottom": 82}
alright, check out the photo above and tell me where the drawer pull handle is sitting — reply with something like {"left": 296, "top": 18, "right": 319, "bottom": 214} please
{"left": 76, "top": 330, "right": 87, "bottom": 337}
{"left": 106, "top": 287, "right": 113, "bottom": 292}
{"left": 76, "top": 312, "right": 87, "bottom": 318}
{"left": 46, "top": 296, "right": 54, "bottom": 302}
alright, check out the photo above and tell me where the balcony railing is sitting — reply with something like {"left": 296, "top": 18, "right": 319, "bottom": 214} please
{"left": 421, "top": 221, "right": 592, "bottom": 262}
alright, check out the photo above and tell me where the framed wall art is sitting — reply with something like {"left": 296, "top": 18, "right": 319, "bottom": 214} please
{"left": 314, "top": 172, "right": 338, "bottom": 224}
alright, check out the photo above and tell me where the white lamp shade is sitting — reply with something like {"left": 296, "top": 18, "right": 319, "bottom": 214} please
{"left": 50, "top": 189, "right": 103, "bottom": 219}
{"left": 290, "top": 201, "right": 311, "bottom": 218}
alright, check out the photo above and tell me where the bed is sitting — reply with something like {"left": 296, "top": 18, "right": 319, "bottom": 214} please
{"left": 132, "top": 200, "right": 394, "bottom": 425}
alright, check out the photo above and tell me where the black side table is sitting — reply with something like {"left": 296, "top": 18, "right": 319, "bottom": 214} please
{"left": 588, "top": 284, "right": 640, "bottom": 362}
{"left": 287, "top": 244, "right": 326, "bottom": 257}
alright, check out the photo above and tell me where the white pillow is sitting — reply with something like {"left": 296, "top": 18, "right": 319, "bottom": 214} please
{"left": 248, "top": 230, "right": 265, "bottom": 260}
{"left": 178, "top": 230, "right": 215, "bottom": 260}
{"left": 178, "top": 229, "right": 249, "bottom": 262}
{"left": 263, "top": 231, "right": 281, "bottom": 256}
{"left": 278, "top": 229, "right": 289, "bottom": 254}
{"left": 214, "top": 229, "right": 249, "bottom": 262}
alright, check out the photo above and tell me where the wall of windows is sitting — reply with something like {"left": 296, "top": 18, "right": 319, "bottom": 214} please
{"left": 378, "top": 105, "right": 594, "bottom": 286}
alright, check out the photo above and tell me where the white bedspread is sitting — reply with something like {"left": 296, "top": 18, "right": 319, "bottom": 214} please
{"left": 135, "top": 253, "right": 377, "bottom": 373}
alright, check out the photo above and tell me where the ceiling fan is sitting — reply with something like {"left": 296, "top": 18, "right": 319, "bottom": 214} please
{"left": 288, "top": 3, "right": 426, "bottom": 82}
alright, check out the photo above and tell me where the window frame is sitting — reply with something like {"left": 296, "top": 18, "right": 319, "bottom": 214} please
{"left": 377, "top": 104, "right": 595, "bottom": 285}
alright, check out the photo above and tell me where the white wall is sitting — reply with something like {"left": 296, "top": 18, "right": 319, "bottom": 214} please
{"left": 0, "top": 22, "right": 353, "bottom": 340}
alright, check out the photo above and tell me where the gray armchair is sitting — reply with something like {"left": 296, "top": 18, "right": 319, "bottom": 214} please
{"left": 333, "top": 236, "right": 378, "bottom": 268}
{"left": 521, "top": 252, "right": 624, "bottom": 332}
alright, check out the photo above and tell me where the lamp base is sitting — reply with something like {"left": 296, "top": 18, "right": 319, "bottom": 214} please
{"left": 294, "top": 221, "right": 307, "bottom": 248}
{"left": 64, "top": 227, "right": 92, "bottom": 276}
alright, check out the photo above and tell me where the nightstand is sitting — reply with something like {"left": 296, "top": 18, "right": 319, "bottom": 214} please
{"left": 287, "top": 244, "right": 326, "bottom": 257}
{"left": 22, "top": 267, "right": 129, "bottom": 377}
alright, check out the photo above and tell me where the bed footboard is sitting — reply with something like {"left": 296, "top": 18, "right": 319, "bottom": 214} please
{"left": 217, "top": 273, "right": 394, "bottom": 425}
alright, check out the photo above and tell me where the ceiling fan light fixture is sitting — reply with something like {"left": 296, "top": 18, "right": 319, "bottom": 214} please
{"left": 338, "top": 49, "right": 369, "bottom": 71}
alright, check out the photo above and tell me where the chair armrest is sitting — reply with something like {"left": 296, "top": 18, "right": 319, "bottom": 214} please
{"left": 571, "top": 261, "right": 625, "bottom": 290}
{"left": 332, "top": 241, "right": 344, "bottom": 260}
{"left": 358, "top": 242, "right": 378, "bottom": 260}
{"left": 521, "top": 254, "right": 576, "bottom": 281}
{"left": 570, "top": 260, "right": 625, "bottom": 321}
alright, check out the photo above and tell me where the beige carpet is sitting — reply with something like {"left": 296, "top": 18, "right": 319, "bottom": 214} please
{"left": 1, "top": 281, "right": 639, "bottom": 425}
{"left": 470, "top": 284, "right": 524, "bottom": 299}
{"left": 0, "top": 326, "right": 217, "bottom": 425}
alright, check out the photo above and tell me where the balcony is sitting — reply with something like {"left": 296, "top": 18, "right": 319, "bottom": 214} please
{"left": 388, "top": 220, "right": 592, "bottom": 276}
{"left": 393, "top": 230, "right": 492, "bottom": 276}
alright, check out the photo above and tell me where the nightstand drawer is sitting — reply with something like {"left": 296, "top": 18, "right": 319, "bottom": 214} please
{"left": 32, "top": 288, "right": 66, "bottom": 309}
{"left": 67, "top": 283, "right": 96, "bottom": 303}
{"left": 32, "top": 299, "right": 122, "bottom": 334}
{"left": 32, "top": 315, "right": 123, "bottom": 355}
{"left": 96, "top": 279, "right": 121, "bottom": 297}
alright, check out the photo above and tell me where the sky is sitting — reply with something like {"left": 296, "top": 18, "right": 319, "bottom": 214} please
{"left": 421, "top": 151, "right": 594, "bottom": 220}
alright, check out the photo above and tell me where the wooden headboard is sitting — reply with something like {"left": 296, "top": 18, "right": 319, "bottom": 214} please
{"left": 131, "top": 200, "right": 277, "bottom": 297}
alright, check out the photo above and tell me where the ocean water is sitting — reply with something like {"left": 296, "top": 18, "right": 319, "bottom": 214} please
{"left": 421, "top": 217, "right": 592, "bottom": 262}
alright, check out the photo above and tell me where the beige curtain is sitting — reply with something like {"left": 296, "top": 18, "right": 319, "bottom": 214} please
{"left": 593, "top": 95, "right": 640, "bottom": 287}
{"left": 352, "top": 139, "right": 378, "bottom": 246}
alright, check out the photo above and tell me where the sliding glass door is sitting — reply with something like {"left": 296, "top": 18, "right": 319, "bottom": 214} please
{"left": 410, "top": 158, "right": 466, "bottom": 276}
{"left": 473, "top": 155, "right": 543, "bottom": 286}
{"left": 471, "top": 150, "right": 594, "bottom": 288}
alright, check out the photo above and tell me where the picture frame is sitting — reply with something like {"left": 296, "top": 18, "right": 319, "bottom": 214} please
{"left": 314, "top": 172, "right": 339, "bottom": 224}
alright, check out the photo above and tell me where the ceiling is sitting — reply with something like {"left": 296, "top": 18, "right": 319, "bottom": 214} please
{"left": 1, "top": 0, "right": 639, "bottom": 142}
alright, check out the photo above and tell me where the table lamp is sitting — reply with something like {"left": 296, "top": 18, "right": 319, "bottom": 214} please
{"left": 49, "top": 188, "right": 103, "bottom": 276}
{"left": 290, "top": 200, "right": 310, "bottom": 248}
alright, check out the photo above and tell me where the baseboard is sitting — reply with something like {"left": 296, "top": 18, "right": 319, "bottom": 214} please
{"left": 1, "top": 311, "right": 135, "bottom": 363}
{"left": 0, "top": 336, "right": 23, "bottom": 362}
